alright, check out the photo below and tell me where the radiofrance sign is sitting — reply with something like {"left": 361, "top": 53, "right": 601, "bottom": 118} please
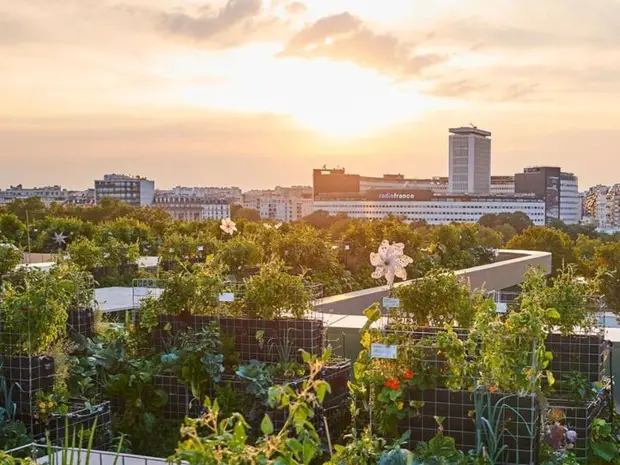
{"left": 377, "top": 192, "right": 416, "bottom": 200}
{"left": 366, "top": 189, "right": 434, "bottom": 201}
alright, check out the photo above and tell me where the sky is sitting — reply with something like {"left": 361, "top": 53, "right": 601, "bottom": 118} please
{"left": 2, "top": 0, "right": 620, "bottom": 190}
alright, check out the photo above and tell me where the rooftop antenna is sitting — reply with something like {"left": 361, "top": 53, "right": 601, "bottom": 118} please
{"left": 469, "top": 123, "right": 477, "bottom": 129}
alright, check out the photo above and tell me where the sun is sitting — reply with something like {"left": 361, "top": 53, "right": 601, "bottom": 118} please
{"left": 165, "top": 46, "right": 429, "bottom": 138}
{"left": 277, "top": 59, "right": 428, "bottom": 138}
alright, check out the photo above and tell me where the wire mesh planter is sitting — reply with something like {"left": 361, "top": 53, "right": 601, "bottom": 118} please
{"left": 152, "top": 374, "right": 201, "bottom": 420}
{"left": 66, "top": 308, "right": 95, "bottom": 339}
{"left": 2, "top": 355, "right": 55, "bottom": 417}
{"left": 321, "top": 358, "right": 351, "bottom": 402}
{"left": 405, "top": 388, "right": 540, "bottom": 465}
{"left": 545, "top": 331, "right": 609, "bottom": 384}
{"left": 32, "top": 401, "right": 113, "bottom": 450}
{"left": 544, "top": 391, "right": 609, "bottom": 462}
{"left": 154, "top": 315, "right": 325, "bottom": 362}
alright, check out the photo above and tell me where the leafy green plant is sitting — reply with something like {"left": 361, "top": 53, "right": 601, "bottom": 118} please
{"left": 33, "top": 391, "right": 69, "bottom": 423}
{"left": 473, "top": 389, "right": 537, "bottom": 465}
{"left": 412, "top": 430, "right": 465, "bottom": 465}
{"left": 236, "top": 360, "right": 274, "bottom": 398}
{"left": 0, "top": 361, "right": 29, "bottom": 451}
{"left": 590, "top": 418, "right": 619, "bottom": 464}
{"left": 160, "top": 324, "right": 224, "bottom": 401}
{"left": 171, "top": 351, "right": 330, "bottom": 465}
{"left": 393, "top": 269, "right": 481, "bottom": 328}
{"left": 0, "top": 267, "right": 73, "bottom": 355}
{"left": 326, "top": 428, "right": 385, "bottom": 465}
{"left": 242, "top": 259, "right": 313, "bottom": 320}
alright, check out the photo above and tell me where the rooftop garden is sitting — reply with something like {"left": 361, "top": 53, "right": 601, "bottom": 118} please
{"left": 0, "top": 200, "right": 620, "bottom": 463}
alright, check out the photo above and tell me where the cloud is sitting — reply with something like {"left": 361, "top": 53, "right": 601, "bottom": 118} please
{"left": 159, "top": 0, "right": 280, "bottom": 44}
{"left": 285, "top": 2, "right": 306, "bottom": 15}
{"left": 279, "top": 12, "right": 444, "bottom": 78}
{"left": 430, "top": 79, "right": 540, "bottom": 102}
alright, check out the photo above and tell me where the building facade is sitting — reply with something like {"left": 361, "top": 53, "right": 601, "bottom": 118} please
{"left": 559, "top": 172, "right": 581, "bottom": 225}
{"left": 243, "top": 186, "right": 313, "bottom": 222}
{"left": 313, "top": 191, "right": 545, "bottom": 225}
{"left": 514, "top": 167, "right": 580, "bottom": 224}
{"left": 94, "top": 174, "right": 155, "bottom": 206}
{"left": 448, "top": 127, "right": 492, "bottom": 194}
{"left": 583, "top": 185, "right": 609, "bottom": 227}
{"left": 171, "top": 186, "right": 242, "bottom": 205}
{"left": 153, "top": 193, "right": 230, "bottom": 221}
{"left": 0, "top": 185, "right": 69, "bottom": 205}
{"left": 313, "top": 168, "right": 545, "bottom": 225}
{"left": 326, "top": 170, "right": 514, "bottom": 197}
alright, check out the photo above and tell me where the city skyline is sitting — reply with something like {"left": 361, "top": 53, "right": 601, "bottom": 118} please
{"left": 2, "top": 0, "right": 620, "bottom": 189}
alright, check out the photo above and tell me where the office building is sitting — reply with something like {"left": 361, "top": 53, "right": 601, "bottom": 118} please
{"left": 514, "top": 167, "right": 580, "bottom": 225}
{"left": 153, "top": 193, "right": 230, "bottom": 221}
{"left": 559, "top": 172, "right": 581, "bottom": 225}
{"left": 94, "top": 174, "right": 155, "bottom": 206}
{"left": 448, "top": 126, "right": 492, "bottom": 194}
{"left": 313, "top": 168, "right": 545, "bottom": 225}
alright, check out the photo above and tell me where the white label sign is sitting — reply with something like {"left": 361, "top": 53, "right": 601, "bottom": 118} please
{"left": 495, "top": 302, "right": 508, "bottom": 314}
{"left": 382, "top": 297, "right": 400, "bottom": 308}
{"left": 371, "top": 343, "right": 398, "bottom": 359}
{"left": 218, "top": 292, "right": 235, "bottom": 302}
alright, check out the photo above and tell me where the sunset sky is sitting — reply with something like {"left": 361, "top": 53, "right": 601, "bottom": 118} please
{"left": 2, "top": 0, "right": 620, "bottom": 190}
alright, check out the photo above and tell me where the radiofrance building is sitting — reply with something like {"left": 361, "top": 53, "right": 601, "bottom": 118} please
{"left": 312, "top": 168, "right": 546, "bottom": 225}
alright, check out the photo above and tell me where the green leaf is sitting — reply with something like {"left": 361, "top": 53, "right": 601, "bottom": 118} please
{"left": 303, "top": 440, "right": 317, "bottom": 465}
{"left": 286, "top": 438, "right": 303, "bottom": 456}
{"left": 363, "top": 304, "right": 381, "bottom": 324}
{"left": 315, "top": 381, "right": 330, "bottom": 403}
{"left": 546, "top": 309, "right": 561, "bottom": 319}
{"left": 260, "top": 414, "right": 274, "bottom": 435}
{"left": 546, "top": 370, "right": 556, "bottom": 386}
{"left": 301, "top": 350, "right": 311, "bottom": 363}
{"left": 233, "top": 420, "right": 247, "bottom": 446}
{"left": 592, "top": 441, "right": 618, "bottom": 462}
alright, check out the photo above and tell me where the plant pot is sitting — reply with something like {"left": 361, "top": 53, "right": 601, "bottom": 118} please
{"left": 545, "top": 332, "right": 608, "bottom": 384}
{"left": 32, "top": 400, "right": 112, "bottom": 449}
{"left": 152, "top": 374, "right": 201, "bottom": 420}
{"left": 405, "top": 388, "right": 539, "bottom": 465}
{"left": 66, "top": 307, "right": 95, "bottom": 339}
{"left": 156, "top": 315, "right": 324, "bottom": 362}
{"left": 321, "top": 358, "right": 351, "bottom": 402}
{"left": 2, "top": 356, "right": 55, "bottom": 415}
{"left": 218, "top": 317, "right": 324, "bottom": 362}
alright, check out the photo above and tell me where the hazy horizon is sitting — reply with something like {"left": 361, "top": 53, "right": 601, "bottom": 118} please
{"left": 2, "top": 0, "right": 620, "bottom": 190}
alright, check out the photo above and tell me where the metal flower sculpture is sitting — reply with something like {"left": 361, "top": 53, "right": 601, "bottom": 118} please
{"left": 370, "top": 240, "right": 413, "bottom": 286}
{"left": 53, "top": 232, "right": 67, "bottom": 248}
{"left": 220, "top": 218, "right": 237, "bottom": 236}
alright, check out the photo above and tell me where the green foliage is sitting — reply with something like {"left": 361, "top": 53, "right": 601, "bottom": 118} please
{"left": 507, "top": 227, "right": 576, "bottom": 276}
{"left": 236, "top": 360, "right": 274, "bottom": 398}
{"left": 412, "top": 432, "right": 465, "bottom": 465}
{"left": 519, "top": 266, "right": 593, "bottom": 335}
{"left": 242, "top": 260, "right": 312, "bottom": 319}
{"left": 393, "top": 270, "right": 480, "bottom": 328}
{"left": 156, "top": 263, "right": 226, "bottom": 315}
{"left": 160, "top": 324, "right": 224, "bottom": 400}
{"left": 0, "top": 214, "right": 27, "bottom": 246}
{"left": 171, "top": 354, "right": 328, "bottom": 465}
{"left": 0, "top": 244, "right": 21, "bottom": 281}
{"left": 590, "top": 418, "right": 620, "bottom": 464}
{"left": 0, "top": 267, "right": 73, "bottom": 354}
{"left": 215, "top": 236, "right": 264, "bottom": 277}
{"left": 478, "top": 211, "right": 533, "bottom": 234}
